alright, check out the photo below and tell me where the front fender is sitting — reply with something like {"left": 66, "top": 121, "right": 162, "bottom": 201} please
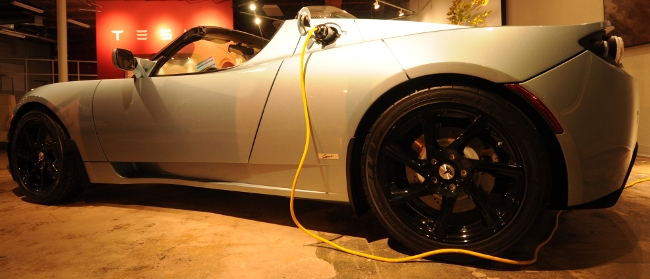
{"left": 13, "top": 80, "right": 106, "bottom": 162}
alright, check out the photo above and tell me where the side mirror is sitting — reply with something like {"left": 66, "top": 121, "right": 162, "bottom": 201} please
{"left": 297, "top": 7, "right": 311, "bottom": 36}
{"left": 112, "top": 48, "right": 137, "bottom": 71}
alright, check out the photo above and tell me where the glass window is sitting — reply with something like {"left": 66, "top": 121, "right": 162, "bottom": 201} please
{"left": 157, "top": 38, "right": 257, "bottom": 76}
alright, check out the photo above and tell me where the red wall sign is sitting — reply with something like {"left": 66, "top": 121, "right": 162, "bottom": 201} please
{"left": 96, "top": 0, "right": 233, "bottom": 79}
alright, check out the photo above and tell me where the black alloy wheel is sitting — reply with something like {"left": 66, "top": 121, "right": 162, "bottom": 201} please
{"left": 10, "top": 110, "right": 83, "bottom": 204}
{"left": 361, "top": 86, "right": 550, "bottom": 256}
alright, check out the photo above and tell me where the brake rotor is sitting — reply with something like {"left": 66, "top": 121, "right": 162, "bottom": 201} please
{"left": 405, "top": 127, "right": 498, "bottom": 213}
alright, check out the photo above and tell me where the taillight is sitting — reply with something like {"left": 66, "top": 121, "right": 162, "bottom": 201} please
{"left": 579, "top": 29, "right": 624, "bottom": 65}
{"left": 504, "top": 84, "right": 564, "bottom": 134}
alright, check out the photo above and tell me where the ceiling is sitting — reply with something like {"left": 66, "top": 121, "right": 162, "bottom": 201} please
{"left": 0, "top": 0, "right": 100, "bottom": 43}
{"left": 0, "top": 0, "right": 409, "bottom": 44}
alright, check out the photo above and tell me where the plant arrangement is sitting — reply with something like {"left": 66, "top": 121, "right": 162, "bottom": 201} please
{"left": 447, "top": 0, "right": 492, "bottom": 27}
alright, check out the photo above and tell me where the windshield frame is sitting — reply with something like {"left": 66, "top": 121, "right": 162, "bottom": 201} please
{"left": 148, "top": 26, "right": 269, "bottom": 76}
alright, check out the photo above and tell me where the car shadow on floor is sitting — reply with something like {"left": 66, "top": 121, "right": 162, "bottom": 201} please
{"left": 474, "top": 208, "right": 640, "bottom": 271}
{"left": 42, "top": 182, "right": 392, "bottom": 242}
{"left": 9, "top": 181, "right": 641, "bottom": 272}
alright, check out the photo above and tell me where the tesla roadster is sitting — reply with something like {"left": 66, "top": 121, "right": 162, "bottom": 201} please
{"left": 8, "top": 6, "right": 636, "bottom": 256}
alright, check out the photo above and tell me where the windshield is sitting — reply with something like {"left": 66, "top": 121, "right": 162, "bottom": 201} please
{"left": 151, "top": 26, "right": 268, "bottom": 76}
{"left": 158, "top": 36, "right": 264, "bottom": 75}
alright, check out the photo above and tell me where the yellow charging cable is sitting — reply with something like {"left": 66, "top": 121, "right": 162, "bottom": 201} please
{"left": 625, "top": 177, "right": 650, "bottom": 188}
{"left": 293, "top": 26, "right": 650, "bottom": 264}
{"left": 290, "top": 27, "right": 563, "bottom": 264}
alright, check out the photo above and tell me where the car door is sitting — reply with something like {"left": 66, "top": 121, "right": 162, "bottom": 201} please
{"left": 92, "top": 33, "right": 281, "bottom": 164}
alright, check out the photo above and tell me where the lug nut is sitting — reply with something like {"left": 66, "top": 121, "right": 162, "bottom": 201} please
{"left": 449, "top": 184, "right": 456, "bottom": 191}
{"left": 431, "top": 159, "right": 437, "bottom": 165}
{"left": 431, "top": 177, "right": 438, "bottom": 183}
{"left": 448, "top": 154, "right": 455, "bottom": 160}
{"left": 460, "top": 170, "right": 467, "bottom": 177}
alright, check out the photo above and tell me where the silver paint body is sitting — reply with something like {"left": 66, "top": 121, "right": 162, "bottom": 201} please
{"left": 14, "top": 19, "right": 636, "bottom": 206}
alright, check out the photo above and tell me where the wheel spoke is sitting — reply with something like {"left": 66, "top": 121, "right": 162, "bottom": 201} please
{"left": 42, "top": 141, "right": 58, "bottom": 152}
{"left": 16, "top": 148, "right": 33, "bottom": 161}
{"left": 20, "top": 167, "right": 34, "bottom": 184}
{"left": 433, "top": 194, "right": 457, "bottom": 240}
{"left": 463, "top": 182, "right": 502, "bottom": 230}
{"left": 383, "top": 144, "right": 424, "bottom": 174}
{"left": 23, "top": 129, "right": 36, "bottom": 149}
{"left": 36, "top": 125, "right": 48, "bottom": 143}
{"left": 469, "top": 159, "right": 523, "bottom": 179}
{"left": 419, "top": 112, "right": 442, "bottom": 159}
{"left": 389, "top": 183, "right": 430, "bottom": 205}
{"left": 23, "top": 166, "right": 39, "bottom": 187}
{"left": 47, "top": 159, "right": 59, "bottom": 178}
{"left": 447, "top": 115, "right": 488, "bottom": 152}
{"left": 38, "top": 167, "right": 45, "bottom": 192}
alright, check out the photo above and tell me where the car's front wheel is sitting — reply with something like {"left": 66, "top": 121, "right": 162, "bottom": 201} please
{"left": 10, "top": 110, "right": 83, "bottom": 204}
{"left": 361, "top": 86, "right": 551, "bottom": 256}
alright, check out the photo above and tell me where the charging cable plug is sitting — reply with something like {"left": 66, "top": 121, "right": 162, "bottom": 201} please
{"left": 313, "top": 24, "right": 340, "bottom": 47}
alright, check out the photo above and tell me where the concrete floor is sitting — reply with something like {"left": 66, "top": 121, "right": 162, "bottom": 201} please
{"left": 1, "top": 148, "right": 650, "bottom": 279}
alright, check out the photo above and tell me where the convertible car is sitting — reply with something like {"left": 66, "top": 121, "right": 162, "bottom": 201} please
{"left": 8, "top": 6, "right": 636, "bottom": 256}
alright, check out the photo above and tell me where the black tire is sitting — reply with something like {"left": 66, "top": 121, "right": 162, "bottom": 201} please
{"left": 10, "top": 110, "right": 83, "bottom": 204}
{"left": 361, "top": 86, "right": 550, "bottom": 257}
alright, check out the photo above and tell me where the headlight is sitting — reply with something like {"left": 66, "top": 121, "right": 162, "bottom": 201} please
{"left": 579, "top": 30, "right": 625, "bottom": 65}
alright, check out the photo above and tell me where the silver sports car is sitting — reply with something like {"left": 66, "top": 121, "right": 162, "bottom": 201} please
{"left": 8, "top": 6, "right": 636, "bottom": 256}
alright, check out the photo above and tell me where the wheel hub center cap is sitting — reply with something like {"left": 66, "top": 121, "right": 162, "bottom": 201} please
{"left": 38, "top": 152, "right": 45, "bottom": 161}
{"left": 439, "top": 164, "right": 455, "bottom": 180}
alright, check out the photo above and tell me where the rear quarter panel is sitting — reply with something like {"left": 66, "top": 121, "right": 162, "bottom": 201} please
{"left": 384, "top": 23, "right": 608, "bottom": 83}
{"left": 522, "top": 51, "right": 636, "bottom": 205}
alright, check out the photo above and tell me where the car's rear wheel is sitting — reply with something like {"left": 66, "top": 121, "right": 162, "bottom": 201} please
{"left": 10, "top": 110, "right": 83, "bottom": 204}
{"left": 361, "top": 86, "right": 550, "bottom": 257}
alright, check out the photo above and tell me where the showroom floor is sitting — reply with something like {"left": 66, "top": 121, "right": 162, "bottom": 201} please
{"left": 1, "top": 147, "right": 650, "bottom": 278}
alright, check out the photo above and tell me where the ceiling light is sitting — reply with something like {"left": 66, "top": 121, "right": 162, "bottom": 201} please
{"left": 249, "top": 3, "right": 256, "bottom": 11}
{"left": 11, "top": 1, "right": 43, "bottom": 14}
{"left": 0, "top": 29, "right": 26, "bottom": 39}
{"left": 67, "top": 19, "right": 90, "bottom": 28}
{"left": 372, "top": 1, "right": 415, "bottom": 16}
{"left": 77, "top": 8, "right": 100, "bottom": 12}
{"left": 254, "top": 17, "right": 261, "bottom": 24}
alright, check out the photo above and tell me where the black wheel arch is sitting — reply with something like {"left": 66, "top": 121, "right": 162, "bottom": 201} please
{"left": 8, "top": 102, "right": 90, "bottom": 189}
{"left": 9, "top": 103, "right": 67, "bottom": 141}
{"left": 8, "top": 103, "right": 52, "bottom": 182}
{"left": 347, "top": 74, "right": 569, "bottom": 217}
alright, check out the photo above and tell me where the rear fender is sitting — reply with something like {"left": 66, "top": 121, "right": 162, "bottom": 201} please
{"left": 384, "top": 22, "right": 609, "bottom": 83}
